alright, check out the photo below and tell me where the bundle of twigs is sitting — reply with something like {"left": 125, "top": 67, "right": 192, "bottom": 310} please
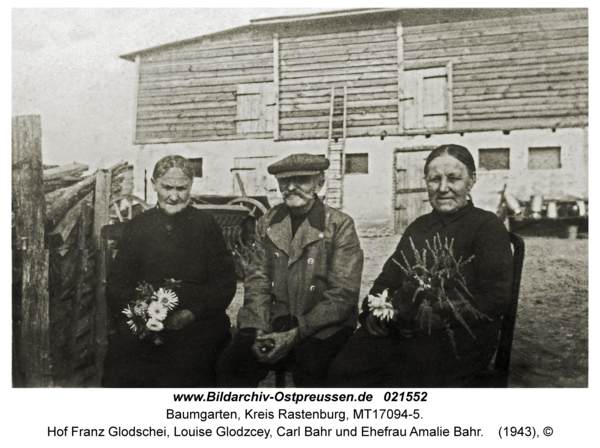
{"left": 392, "top": 234, "right": 490, "bottom": 358}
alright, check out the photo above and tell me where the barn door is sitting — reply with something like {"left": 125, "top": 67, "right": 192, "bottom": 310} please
{"left": 403, "top": 66, "right": 449, "bottom": 131}
{"left": 394, "top": 150, "right": 432, "bottom": 234}
{"left": 236, "top": 83, "right": 276, "bottom": 134}
{"left": 231, "top": 168, "right": 257, "bottom": 196}
{"left": 232, "top": 156, "right": 277, "bottom": 198}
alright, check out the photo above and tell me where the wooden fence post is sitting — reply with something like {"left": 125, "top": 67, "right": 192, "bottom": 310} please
{"left": 93, "top": 170, "right": 111, "bottom": 381}
{"left": 69, "top": 202, "right": 89, "bottom": 372}
{"left": 12, "top": 115, "right": 53, "bottom": 387}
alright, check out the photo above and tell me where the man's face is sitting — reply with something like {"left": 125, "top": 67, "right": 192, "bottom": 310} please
{"left": 277, "top": 174, "right": 324, "bottom": 211}
{"left": 151, "top": 168, "right": 192, "bottom": 215}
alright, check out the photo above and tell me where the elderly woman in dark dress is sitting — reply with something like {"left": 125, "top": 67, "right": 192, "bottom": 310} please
{"left": 102, "top": 155, "right": 237, "bottom": 388}
{"left": 328, "top": 144, "right": 513, "bottom": 387}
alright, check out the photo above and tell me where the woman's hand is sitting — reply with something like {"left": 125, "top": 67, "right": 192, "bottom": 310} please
{"left": 392, "top": 284, "right": 421, "bottom": 319}
{"left": 164, "top": 309, "right": 195, "bottom": 330}
{"left": 365, "top": 312, "right": 389, "bottom": 337}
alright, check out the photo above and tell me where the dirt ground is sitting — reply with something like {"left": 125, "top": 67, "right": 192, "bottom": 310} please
{"left": 226, "top": 235, "right": 588, "bottom": 388}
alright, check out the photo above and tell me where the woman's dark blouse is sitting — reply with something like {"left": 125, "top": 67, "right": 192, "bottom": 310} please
{"left": 361, "top": 202, "right": 513, "bottom": 334}
{"left": 106, "top": 206, "right": 237, "bottom": 324}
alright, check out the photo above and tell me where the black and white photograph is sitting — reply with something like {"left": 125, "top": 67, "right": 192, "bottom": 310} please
{"left": 9, "top": 3, "right": 594, "bottom": 445}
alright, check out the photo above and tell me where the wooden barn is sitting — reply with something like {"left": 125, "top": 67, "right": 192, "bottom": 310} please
{"left": 121, "top": 8, "right": 588, "bottom": 234}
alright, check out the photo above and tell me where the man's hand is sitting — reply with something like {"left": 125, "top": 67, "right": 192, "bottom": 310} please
{"left": 164, "top": 309, "right": 195, "bottom": 330}
{"left": 251, "top": 330, "right": 275, "bottom": 361}
{"left": 365, "top": 312, "right": 389, "bottom": 337}
{"left": 253, "top": 328, "right": 300, "bottom": 364}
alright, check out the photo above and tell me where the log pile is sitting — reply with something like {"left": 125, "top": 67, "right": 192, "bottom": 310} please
{"left": 13, "top": 154, "right": 132, "bottom": 387}
{"left": 45, "top": 162, "right": 131, "bottom": 387}
{"left": 12, "top": 115, "right": 136, "bottom": 387}
{"left": 43, "top": 162, "right": 89, "bottom": 194}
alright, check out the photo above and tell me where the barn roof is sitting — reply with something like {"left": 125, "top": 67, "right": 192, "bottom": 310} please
{"left": 120, "top": 7, "right": 579, "bottom": 62}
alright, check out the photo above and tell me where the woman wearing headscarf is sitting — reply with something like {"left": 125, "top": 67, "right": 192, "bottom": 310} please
{"left": 328, "top": 144, "right": 513, "bottom": 387}
{"left": 101, "top": 155, "right": 237, "bottom": 388}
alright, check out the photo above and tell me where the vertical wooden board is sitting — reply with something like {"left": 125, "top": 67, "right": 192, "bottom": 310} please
{"left": 397, "top": 23, "right": 404, "bottom": 134}
{"left": 273, "top": 34, "right": 280, "bottom": 139}
{"left": 419, "top": 192, "right": 431, "bottom": 218}
{"left": 93, "top": 170, "right": 111, "bottom": 378}
{"left": 408, "top": 193, "right": 418, "bottom": 229}
{"left": 70, "top": 203, "right": 89, "bottom": 368}
{"left": 132, "top": 55, "right": 141, "bottom": 144}
{"left": 236, "top": 84, "right": 260, "bottom": 119}
{"left": 21, "top": 248, "right": 51, "bottom": 379}
{"left": 447, "top": 62, "right": 453, "bottom": 131}
{"left": 237, "top": 83, "right": 265, "bottom": 133}
{"left": 231, "top": 169, "right": 256, "bottom": 196}
{"left": 236, "top": 92, "right": 250, "bottom": 120}
{"left": 406, "top": 151, "right": 428, "bottom": 189}
{"left": 12, "top": 116, "right": 54, "bottom": 385}
{"left": 255, "top": 85, "right": 265, "bottom": 133}
{"left": 12, "top": 116, "right": 45, "bottom": 248}
{"left": 265, "top": 105, "right": 275, "bottom": 132}
{"left": 265, "top": 82, "right": 275, "bottom": 132}
{"left": 394, "top": 152, "right": 407, "bottom": 233}
{"left": 423, "top": 70, "right": 448, "bottom": 129}
{"left": 403, "top": 70, "right": 418, "bottom": 129}
{"left": 395, "top": 207, "right": 406, "bottom": 233}
{"left": 415, "top": 71, "right": 424, "bottom": 129}
{"left": 423, "top": 76, "right": 447, "bottom": 116}
{"left": 249, "top": 92, "right": 261, "bottom": 130}
{"left": 259, "top": 83, "right": 276, "bottom": 133}
{"left": 264, "top": 82, "right": 277, "bottom": 105}
{"left": 394, "top": 150, "right": 432, "bottom": 233}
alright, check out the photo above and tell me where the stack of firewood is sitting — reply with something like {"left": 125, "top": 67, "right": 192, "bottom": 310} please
{"left": 43, "top": 162, "right": 90, "bottom": 194}
{"left": 43, "top": 162, "right": 132, "bottom": 386}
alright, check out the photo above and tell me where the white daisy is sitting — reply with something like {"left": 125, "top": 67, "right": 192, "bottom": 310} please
{"left": 372, "top": 303, "right": 396, "bottom": 321}
{"left": 127, "top": 320, "right": 138, "bottom": 333}
{"left": 368, "top": 289, "right": 389, "bottom": 309}
{"left": 134, "top": 301, "right": 148, "bottom": 317}
{"left": 122, "top": 305, "right": 133, "bottom": 318}
{"left": 368, "top": 289, "right": 396, "bottom": 321}
{"left": 147, "top": 301, "right": 168, "bottom": 321}
{"left": 146, "top": 318, "right": 164, "bottom": 332}
{"left": 153, "top": 288, "right": 179, "bottom": 310}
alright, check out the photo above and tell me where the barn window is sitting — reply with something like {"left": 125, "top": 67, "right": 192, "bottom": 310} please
{"left": 189, "top": 158, "right": 203, "bottom": 178}
{"left": 345, "top": 154, "right": 368, "bottom": 174}
{"left": 236, "top": 83, "right": 276, "bottom": 134}
{"left": 402, "top": 65, "right": 451, "bottom": 131}
{"left": 479, "top": 148, "right": 510, "bottom": 171}
{"left": 528, "top": 147, "right": 561, "bottom": 170}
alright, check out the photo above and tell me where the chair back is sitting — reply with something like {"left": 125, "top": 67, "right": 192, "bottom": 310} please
{"left": 493, "top": 232, "right": 525, "bottom": 383}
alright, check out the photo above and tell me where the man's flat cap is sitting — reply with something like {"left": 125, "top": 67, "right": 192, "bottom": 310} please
{"left": 267, "top": 153, "right": 330, "bottom": 179}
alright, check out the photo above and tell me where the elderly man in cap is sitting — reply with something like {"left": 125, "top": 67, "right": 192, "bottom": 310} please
{"left": 217, "top": 153, "right": 363, "bottom": 387}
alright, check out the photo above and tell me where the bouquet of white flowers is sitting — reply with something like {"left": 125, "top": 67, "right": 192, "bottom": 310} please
{"left": 367, "top": 289, "right": 396, "bottom": 322}
{"left": 122, "top": 279, "right": 180, "bottom": 345}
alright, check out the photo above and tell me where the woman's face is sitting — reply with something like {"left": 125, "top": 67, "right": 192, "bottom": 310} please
{"left": 425, "top": 154, "right": 475, "bottom": 215}
{"left": 151, "top": 167, "right": 192, "bottom": 215}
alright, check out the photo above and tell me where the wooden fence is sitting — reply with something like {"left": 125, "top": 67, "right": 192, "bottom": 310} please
{"left": 12, "top": 115, "right": 131, "bottom": 387}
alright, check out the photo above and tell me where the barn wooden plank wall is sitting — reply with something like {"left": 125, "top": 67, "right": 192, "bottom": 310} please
{"left": 132, "top": 10, "right": 587, "bottom": 144}
{"left": 278, "top": 27, "right": 398, "bottom": 140}
{"left": 403, "top": 10, "right": 588, "bottom": 132}
{"left": 136, "top": 31, "right": 274, "bottom": 144}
